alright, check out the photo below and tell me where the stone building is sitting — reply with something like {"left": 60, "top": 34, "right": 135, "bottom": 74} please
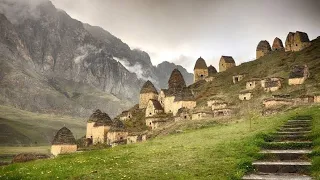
{"left": 139, "top": 80, "right": 158, "bottom": 109}
{"left": 119, "top": 111, "right": 132, "bottom": 121}
{"left": 86, "top": 109, "right": 113, "bottom": 144}
{"left": 262, "top": 78, "right": 282, "bottom": 92}
{"left": 175, "top": 107, "right": 192, "bottom": 121}
{"left": 158, "top": 69, "right": 196, "bottom": 115}
{"left": 233, "top": 74, "right": 245, "bottom": 84}
{"left": 192, "top": 109, "right": 213, "bottom": 120}
{"left": 288, "top": 65, "right": 309, "bottom": 85}
{"left": 51, "top": 127, "right": 77, "bottom": 156}
{"left": 272, "top": 37, "right": 284, "bottom": 51}
{"left": 145, "top": 99, "right": 164, "bottom": 117}
{"left": 211, "top": 102, "right": 228, "bottom": 110}
{"left": 285, "top": 31, "right": 311, "bottom": 52}
{"left": 127, "top": 132, "right": 147, "bottom": 144}
{"left": 295, "top": 95, "right": 314, "bottom": 104}
{"left": 219, "top": 56, "right": 235, "bottom": 72}
{"left": 194, "top": 57, "right": 208, "bottom": 83}
{"left": 208, "top": 65, "right": 217, "bottom": 76}
{"left": 256, "top": 40, "right": 271, "bottom": 59}
{"left": 246, "top": 78, "right": 261, "bottom": 90}
{"left": 213, "top": 108, "right": 233, "bottom": 117}
{"left": 145, "top": 117, "right": 169, "bottom": 130}
{"left": 107, "top": 119, "right": 128, "bottom": 146}
{"left": 239, "top": 91, "right": 253, "bottom": 101}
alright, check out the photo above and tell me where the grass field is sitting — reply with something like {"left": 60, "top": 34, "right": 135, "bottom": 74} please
{"left": 1, "top": 105, "right": 319, "bottom": 179}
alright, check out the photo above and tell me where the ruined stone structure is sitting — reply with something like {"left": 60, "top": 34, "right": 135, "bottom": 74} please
{"left": 233, "top": 74, "right": 245, "bottom": 84}
{"left": 127, "top": 132, "right": 147, "bottom": 144}
{"left": 256, "top": 40, "right": 271, "bottom": 59}
{"left": 207, "top": 98, "right": 224, "bottom": 107}
{"left": 272, "top": 37, "right": 284, "bottom": 51}
{"left": 159, "top": 69, "right": 196, "bottom": 115}
{"left": 145, "top": 117, "right": 169, "bottom": 130}
{"left": 262, "top": 78, "right": 282, "bottom": 92}
{"left": 314, "top": 95, "right": 320, "bottom": 103}
{"left": 213, "top": 108, "right": 232, "bottom": 117}
{"left": 139, "top": 80, "right": 158, "bottom": 109}
{"left": 211, "top": 102, "right": 228, "bottom": 110}
{"left": 219, "top": 56, "right": 235, "bottom": 72}
{"left": 288, "top": 65, "right": 309, "bottom": 85}
{"left": 246, "top": 78, "right": 261, "bottom": 90}
{"left": 263, "top": 98, "right": 294, "bottom": 108}
{"left": 208, "top": 65, "right": 217, "bottom": 76}
{"left": 145, "top": 99, "right": 164, "bottom": 117}
{"left": 285, "top": 31, "right": 311, "bottom": 52}
{"left": 239, "top": 91, "right": 253, "bottom": 101}
{"left": 51, "top": 127, "right": 77, "bottom": 156}
{"left": 119, "top": 111, "right": 132, "bottom": 121}
{"left": 107, "top": 119, "right": 128, "bottom": 145}
{"left": 295, "top": 95, "right": 314, "bottom": 104}
{"left": 194, "top": 57, "right": 208, "bottom": 83}
{"left": 86, "top": 109, "right": 113, "bottom": 144}
{"left": 192, "top": 111, "right": 213, "bottom": 120}
{"left": 175, "top": 107, "right": 192, "bottom": 121}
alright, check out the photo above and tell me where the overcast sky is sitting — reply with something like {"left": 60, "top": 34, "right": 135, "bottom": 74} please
{"left": 51, "top": 0, "right": 320, "bottom": 72}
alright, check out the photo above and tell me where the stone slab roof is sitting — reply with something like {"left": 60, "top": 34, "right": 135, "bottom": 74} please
{"left": 168, "top": 68, "right": 186, "bottom": 90}
{"left": 109, "top": 119, "right": 126, "bottom": 132}
{"left": 289, "top": 65, "right": 306, "bottom": 78}
{"left": 140, "top": 80, "right": 158, "bottom": 94}
{"left": 256, "top": 40, "right": 272, "bottom": 51}
{"left": 194, "top": 57, "right": 208, "bottom": 70}
{"left": 52, "top": 127, "right": 76, "bottom": 145}
{"left": 221, "top": 56, "right": 235, "bottom": 64}
{"left": 88, "top": 109, "right": 113, "bottom": 127}
{"left": 208, "top": 65, "right": 217, "bottom": 75}
{"left": 149, "top": 99, "right": 164, "bottom": 110}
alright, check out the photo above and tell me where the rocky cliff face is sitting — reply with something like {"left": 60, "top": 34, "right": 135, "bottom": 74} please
{"left": 0, "top": 0, "right": 192, "bottom": 117}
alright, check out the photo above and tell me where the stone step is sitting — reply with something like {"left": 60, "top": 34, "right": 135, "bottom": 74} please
{"left": 282, "top": 124, "right": 311, "bottom": 128}
{"left": 262, "top": 141, "right": 313, "bottom": 150}
{"left": 272, "top": 135, "right": 310, "bottom": 141}
{"left": 288, "top": 120, "right": 311, "bottom": 123}
{"left": 242, "top": 173, "right": 312, "bottom": 180}
{"left": 275, "top": 131, "right": 311, "bottom": 135}
{"left": 252, "top": 161, "right": 311, "bottom": 174}
{"left": 278, "top": 127, "right": 312, "bottom": 132}
{"left": 260, "top": 150, "right": 312, "bottom": 161}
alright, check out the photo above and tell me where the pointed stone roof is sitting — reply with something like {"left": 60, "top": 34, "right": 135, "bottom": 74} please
{"left": 149, "top": 99, "right": 164, "bottom": 110}
{"left": 295, "top": 31, "right": 310, "bottom": 42}
{"left": 220, "top": 56, "right": 235, "bottom": 64}
{"left": 140, "top": 80, "right": 158, "bottom": 94}
{"left": 256, "top": 40, "right": 271, "bottom": 51}
{"left": 52, "top": 127, "right": 76, "bottom": 145}
{"left": 168, "top": 68, "right": 186, "bottom": 90}
{"left": 194, "top": 57, "right": 207, "bottom": 70}
{"left": 272, "top": 37, "right": 284, "bottom": 51}
{"left": 88, "top": 109, "right": 113, "bottom": 127}
{"left": 109, "top": 119, "right": 126, "bottom": 132}
{"left": 208, "top": 65, "right": 217, "bottom": 76}
{"left": 173, "top": 87, "right": 194, "bottom": 102}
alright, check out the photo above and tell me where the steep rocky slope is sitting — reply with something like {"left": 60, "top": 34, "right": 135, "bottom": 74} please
{"left": 0, "top": 0, "right": 192, "bottom": 118}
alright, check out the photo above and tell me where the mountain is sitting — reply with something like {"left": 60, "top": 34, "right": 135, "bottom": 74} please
{"left": 0, "top": 0, "right": 192, "bottom": 118}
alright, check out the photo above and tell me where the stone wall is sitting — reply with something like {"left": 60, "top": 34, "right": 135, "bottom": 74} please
{"left": 175, "top": 112, "right": 192, "bottom": 121}
{"left": 256, "top": 50, "right": 267, "bottom": 59}
{"left": 172, "top": 101, "right": 196, "bottom": 116}
{"left": 192, "top": 112, "right": 213, "bottom": 120}
{"left": 119, "top": 112, "right": 132, "bottom": 121}
{"left": 139, "top": 92, "right": 158, "bottom": 109}
{"left": 213, "top": 109, "right": 232, "bottom": 117}
{"left": 263, "top": 99, "right": 293, "bottom": 108}
{"left": 211, "top": 103, "right": 227, "bottom": 110}
{"left": 207, "top": 99, "right": 223, "bottom": 107}
{"left": 51, "top": 144, "right": 77, "bottom": 156}
{"left": 239, "top": 93, "right": 252, "bottom": 100}
{"left": 127, "top": 135, "right": 147, "bottom": 144}
{"left": 107, "top": 131, "right": 128, "bottom": 144}
{"left": 314, "top": 96, "right": 320, "bottom": 103}
{"left": 246, "top": 81, "right": 259, "bottom": 90}
{"left": 219, "top": 63, "right": 235, "bottom": 72}
{"left": 145, "top": 101, "right": 163, "bottom": 117}
{"left": 145, "top": 118, "right": 168, "bottom": 130}
{"left": 288, "top": 77, "right": 306, "bottom": 85}
{"left": 233, "top": 75, "right": 244, "bottom": 84}
{"left": 86, "top": 122, "right": 110, "bottom": 144}
{"left": 194, "top": 69, "right": 208, "bottom": 83}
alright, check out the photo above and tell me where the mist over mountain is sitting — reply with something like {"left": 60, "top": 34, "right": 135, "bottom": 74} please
{"left": 0, "top": 0, "right": 192, "bottom": 117}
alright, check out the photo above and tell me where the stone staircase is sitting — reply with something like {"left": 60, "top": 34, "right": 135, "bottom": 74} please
{"left": 243, "top": 119, "right": 313, "bottom": 180}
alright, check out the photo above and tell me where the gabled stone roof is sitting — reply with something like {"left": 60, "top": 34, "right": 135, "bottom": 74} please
{"left": 140, "top": 80, "right": 158, "bottom": 94}
{"left": 52, "top": 127, "right": 76, "bottom": 145}
{"left": 194, "top": 57, "right": 208, "bottom": 70}
{"left": 208, "top": 65, "right": 217, "bottom": 76}
{"left": 88, "top": 109, "right": 113, "bottom": 127}
{"left": 272, "top": 37, "right": 284, "bottom": 50}
{"left": 257, "top": 40, "right": 272, "bottom": 51}
{"left": 168, "top": 68, "right": 186, "bottom": 90}
{"left": 149, "top": 99, "right": 164, "bottom": 110}
{"left": 220, "top": 56, "right": 235, "bottom": 64}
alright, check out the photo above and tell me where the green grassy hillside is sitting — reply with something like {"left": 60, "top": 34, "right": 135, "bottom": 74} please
{"left": 1, "top": 105, "right": 319, "bottom": 179}
{"left": 191, "top": 37, "right": 320, "bottom": 114}
{"left": 0, "top": 105, "right": 86, "bottom": 146}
